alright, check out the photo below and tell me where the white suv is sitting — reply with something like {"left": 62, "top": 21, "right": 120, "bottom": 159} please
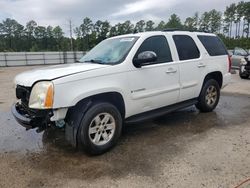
{"left": 12, "top": 31, "right": 231, "bottom": 154}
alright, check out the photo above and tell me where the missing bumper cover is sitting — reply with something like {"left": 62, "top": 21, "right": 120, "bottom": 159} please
{"left": 11, "top": 103, "right": 53, "bottom": 131}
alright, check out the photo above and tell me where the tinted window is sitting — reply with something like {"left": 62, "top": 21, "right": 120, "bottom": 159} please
{"left": 198, "top": 35, "right": 228, "bottom": 56}
{"left": 173, "top": 35, "right": 200, "bottom": 61}
{"left": 135, "top": 35, "right": 172, "bottom": 64}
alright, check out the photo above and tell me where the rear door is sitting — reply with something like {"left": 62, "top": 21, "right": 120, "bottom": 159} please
{"left": 172, "top": 34, "right": 205, "bottom": 101}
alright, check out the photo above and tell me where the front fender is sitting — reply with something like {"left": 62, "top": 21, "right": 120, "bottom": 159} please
{"left": 52, "top": 75, "right": 128, "bottom": 109}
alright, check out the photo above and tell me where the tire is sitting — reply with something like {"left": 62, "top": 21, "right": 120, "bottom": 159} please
{"left": 196, "top": 79, "right": 220, "bottom": 112}
{"left": 239, "top": 66, "right": 249, "bottom": 79}
{"left": 240, "top": 74, "right": 249, "bottom": 79}
{"left": 77, "top": 102, "right": 122, "bottom": 155}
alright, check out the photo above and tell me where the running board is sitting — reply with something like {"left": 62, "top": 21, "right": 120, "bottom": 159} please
{"left": 125, "top": 99, "right": 198, "bottom": 124}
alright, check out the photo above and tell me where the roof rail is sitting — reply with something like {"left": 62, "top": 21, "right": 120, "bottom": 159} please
{"left": 162, "top": 28, "right": 209, "bottom": 33}
{"left": 162, "top": 28, "right": 187, "bottom": 32}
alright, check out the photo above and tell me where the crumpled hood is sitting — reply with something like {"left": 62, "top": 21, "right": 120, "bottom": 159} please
{"left": 15, "top": 63, "right": 109, "bottom": 87}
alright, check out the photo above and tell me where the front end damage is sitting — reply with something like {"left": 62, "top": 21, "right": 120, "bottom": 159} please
{"left": 11, "top": 85, "right": 54, "bottom": 132}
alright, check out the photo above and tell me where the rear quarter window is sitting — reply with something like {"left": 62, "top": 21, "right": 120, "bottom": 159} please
{"left": 198, "top": 35, "right": 228, "bottom": 56}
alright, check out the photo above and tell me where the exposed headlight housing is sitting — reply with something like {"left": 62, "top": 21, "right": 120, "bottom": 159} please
{"left": 29, "top": 81, "right": 54, "bottom": 109}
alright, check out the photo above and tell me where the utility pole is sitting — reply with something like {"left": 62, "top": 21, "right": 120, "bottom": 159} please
{"left": 69, "top": 19, "right": 73, "bottom": 51}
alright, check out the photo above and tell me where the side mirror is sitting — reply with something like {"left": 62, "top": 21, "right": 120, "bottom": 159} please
{"left": 133, "top": 51, "right": 157, "bottom": 68}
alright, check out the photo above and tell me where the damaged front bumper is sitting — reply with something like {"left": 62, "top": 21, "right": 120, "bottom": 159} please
{"left": 11, "top": 102, "right": 53, "bottom": 131}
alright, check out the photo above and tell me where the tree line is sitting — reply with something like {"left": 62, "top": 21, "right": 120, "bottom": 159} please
{"left": 0, "top": 1, "right": 249, "bottom": 52}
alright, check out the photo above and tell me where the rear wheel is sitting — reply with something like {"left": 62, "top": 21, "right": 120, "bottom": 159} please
{"left": 196, "top": 79, "right": 220, "bottom": 112}
{"left": 77, "top": 102, "right": 122, "bottom": 155}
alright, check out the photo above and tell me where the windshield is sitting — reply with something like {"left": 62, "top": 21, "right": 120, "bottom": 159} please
{"left": 79, "top": 36, "right": 139, "bottom": 65}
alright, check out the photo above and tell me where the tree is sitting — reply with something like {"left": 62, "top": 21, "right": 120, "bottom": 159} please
{"left": 26, "top": 20, "right": 37, "bottom": 38}
{"left": 116, "top": 23, "right": 126, "bottom": 35}
{"left": 109, "top": 26, "right": 117, "bottom": 37}
{"left": 79, "top": 17, "right": 93, "bottom": 37}
{"left": 122, "top": 20, "right": 134, "bottom": 34}
{"left": 94, "top": 20, "right": 110, "bottom": 43}
{"left": 209, "top": 9, "right": 222, "bottom": 33}
{"left": 223, "top": 11, "right": 231, "bottom": 37}
{"left": 145, "top": 20, "right": 155, "bottom": 31}
{"left": 34, "top": 26, "right": 47, "bottom": 39}
{"left": 135, "top": 20, "right": 145, "bottom": 32}
{"left": 25, "top": 20, "right": 37, "bottom": 50}
{"left": 199, "top": 12, "right": 211, "bottom": 32}
{"left": 236, "top": 1, "right": 245, "bottom": 37}
{"left": 225, "top": 3, "right": 236, "bottom": 38}
{"left": 0, "top": 18, "right": 24, "bottom": 50}
{"left": 75, "top": 17, "right": 94, "bottom": 50}
{"left": 243, "top": 1, "right": 250, "bottom": 38}
{"left": 46, "top": 26, "right": 53, "bottom": 38}
{"left": 184, "top": 17, "right": 196, "bottom": 30}
{"left": 166, "top": 14, "right": 183, "bottom": 29}
{"left": 46, "top": 26, "right": 54, "bottom": 50}
{"left": 53, "top": 26, "right": 64, "bottom": 50}
{"left": 34, "top": 26, "right": 47, "bottom": 50}
{"left": 184, "top": 12, "right": 200, "bottom": 31}
{"left": 53, "top": 26, "right": 63, "bottom": 39}
{"left": 193, "top": 12, "right": 199, "bottom": 30}
{"left": 156, "top": 21, "right": 166, "bottom": 30}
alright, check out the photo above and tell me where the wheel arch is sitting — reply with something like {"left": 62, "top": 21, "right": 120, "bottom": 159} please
{"left": 202, "top": 71, "right": 223, "bottom": 89}
{"left": 78, "top": 92, "right": 126, "bottom": 119}
{"left": 64, "top": 92, "right": 126, "bottom": 148}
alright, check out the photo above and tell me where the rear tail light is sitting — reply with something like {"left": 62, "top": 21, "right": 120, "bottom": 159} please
{"left": 228, "top": 55, "right": 232, "bottom": 72}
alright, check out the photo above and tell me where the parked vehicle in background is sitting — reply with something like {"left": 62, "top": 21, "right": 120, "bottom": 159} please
{"left": 12, "top": 31, "right": 231, "bottom": 155}
{"left": 230, "top": 47, "right": 248, "bottom": 69}
{"left": 239, "top": 55, "right": 250, "bottom": 79}
{"left": 229, "top": 47, "right": 250, "bottom": 79}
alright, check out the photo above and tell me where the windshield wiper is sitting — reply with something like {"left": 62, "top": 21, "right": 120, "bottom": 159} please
{"left": 83, "top": 59, "right": 106, "bottom": 64}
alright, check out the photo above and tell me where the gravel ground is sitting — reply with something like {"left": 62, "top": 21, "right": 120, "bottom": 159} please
{"left": 0, "top": 66, "right": 250, "bottom": 188}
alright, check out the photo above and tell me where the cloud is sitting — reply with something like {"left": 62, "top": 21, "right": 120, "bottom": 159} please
{"left": 0, "top": 0, "right": 243, "bottom": 36}
{"left": 112, "top": 0, "right": 180, "bottom": 17}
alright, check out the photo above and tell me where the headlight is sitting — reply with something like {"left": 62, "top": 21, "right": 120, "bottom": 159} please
{"left": 29, "top": 81, "right": 54, "bottom": 109}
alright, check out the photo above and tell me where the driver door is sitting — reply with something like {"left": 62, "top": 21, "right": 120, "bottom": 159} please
{"left": 127, "top": 35, "right": 180, "bottom": 116}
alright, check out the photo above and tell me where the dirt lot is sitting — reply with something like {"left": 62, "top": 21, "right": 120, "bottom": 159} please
{"left": 0, "top": 66, "right": 250, "bottom": 188}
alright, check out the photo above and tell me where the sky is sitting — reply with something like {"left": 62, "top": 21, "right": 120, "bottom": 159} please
{"left": 0, "top": 0, "right": 243, "bottom": 36}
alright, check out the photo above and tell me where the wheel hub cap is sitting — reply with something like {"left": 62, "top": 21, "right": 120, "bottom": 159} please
{"left": 205, "top": 85, "right": 217, "bottom": 107}
{"left": 88, "top": 113, "right": 116, "bottom": 146}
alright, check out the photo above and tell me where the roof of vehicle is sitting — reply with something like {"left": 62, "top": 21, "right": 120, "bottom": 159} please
{"left": 110, "top": 30, "right": 216, "bottom": 39}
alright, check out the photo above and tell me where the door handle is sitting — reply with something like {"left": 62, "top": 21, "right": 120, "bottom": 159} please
{"left": 197, "top": 63, "right": 206, "bottom": 68}
{"left": 165, "top": 68, "right": 177, "bottom": 74}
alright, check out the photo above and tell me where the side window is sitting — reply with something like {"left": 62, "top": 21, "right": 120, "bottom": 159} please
{"left": 198, "top": 35, "right": 228, "bottom": 56}
{"left": 135, "top": 35, "right": 172, "bottom": 64}
{"left": 173, "top": 35, "right": 200, "bottom": 61}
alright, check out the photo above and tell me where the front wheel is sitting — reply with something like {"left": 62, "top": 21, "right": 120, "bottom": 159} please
{"left": 77, "top": 102, "right": 122, "bottom": 155}
{"left": 196, "top": 79, "right": 220, "bottom": 112}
